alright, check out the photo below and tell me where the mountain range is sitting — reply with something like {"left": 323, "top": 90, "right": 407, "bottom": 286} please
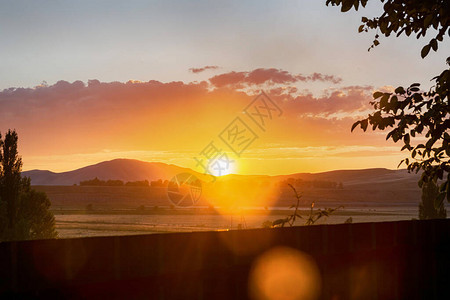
{"left": 22, "top": 159, "right": 205, "bottom": 185}
{"left": 22, "top": 158, "right": 421, "bottom": 190}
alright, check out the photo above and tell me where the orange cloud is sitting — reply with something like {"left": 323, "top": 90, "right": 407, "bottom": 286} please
{"left": 273, "top": 86, "right": 373, "bottom": 118}
{"left": 0, "top": 76, "right": 398, "bottom": 174}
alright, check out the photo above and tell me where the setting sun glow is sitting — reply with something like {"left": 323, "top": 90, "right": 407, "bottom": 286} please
{"left": 209, "top": 158, "right": 237, "bottom": 177}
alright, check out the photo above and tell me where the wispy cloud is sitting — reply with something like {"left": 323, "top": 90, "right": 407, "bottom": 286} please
{"left": 209, "top": 68, "right": 342, "bottom": 89}
{"left": 189, "top": 65, "right": 219, "bottom": 73}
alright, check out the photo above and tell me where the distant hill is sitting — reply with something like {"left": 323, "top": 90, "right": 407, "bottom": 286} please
{"left": 223, "top": 168, "right": 420, "bottom": 190}
{"left": 23, "top": 158, "right": 421, "bottom": 191}
{"left": 22, "top": 159, "right": 205, "bottom": 185}
{"left": 24, "top": 159, "right": 425, "bottom": 208}
{"left": 274, "top": 168, "right": 420, "bottom": 189}
{"left": 214, "top": 168, "right": 421, "bottom": 206}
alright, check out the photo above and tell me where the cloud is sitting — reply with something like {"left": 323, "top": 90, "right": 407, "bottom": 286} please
{"left": 266, "top": 85, "right": 373, "bottom": 119}
{"left": 244, "top": 145, "right": 401, "bottom": 159}
{"left": 208, "top": 68, "right": 342, "bottom": 89}
{"left": 306, "top": 73, "right": 342, "bottom": 84}
{"left": 0, "top": 79, "right": 249, "bottom": 157}
{"left": 246, "top": 68, "right": 298, "bottom": 85}
{"left": 0, "top": 75, "right": 390, "bottom": 174}
{"left": 208, "top": 71, "right": 247, "bottom": 88}
{"left": 189, "top": 65, "right": 219, "bottom": 73}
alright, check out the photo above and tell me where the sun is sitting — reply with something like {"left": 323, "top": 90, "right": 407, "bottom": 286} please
{"left": 210, "top": 159, "right": 237, "bottom": 176}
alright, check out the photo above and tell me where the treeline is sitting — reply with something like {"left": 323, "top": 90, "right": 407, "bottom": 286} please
{"left": 281, "top": 178, "right": 343, "bottom": 189}
{"left": 79, "top": 177, "right": 172, "bottom": 187}
{"left": 149, "top": 179, "right": 169, "bottom": 187}
{"left": 79, "top": 178, "right": 150, "bottom": 187}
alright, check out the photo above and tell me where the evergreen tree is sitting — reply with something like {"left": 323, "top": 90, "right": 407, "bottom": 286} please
{"left": 419, "top": 180, "right": 447, "bottom": 220}
{"left": 0, "top": 130, "right": 57, "bottom": 241}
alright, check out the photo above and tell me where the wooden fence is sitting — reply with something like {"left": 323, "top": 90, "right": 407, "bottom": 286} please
{"left": 0, "top": 219, "right": 449, "bottom": 299}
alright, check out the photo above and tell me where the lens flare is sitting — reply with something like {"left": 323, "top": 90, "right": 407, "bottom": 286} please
{"left": 202, "top": 177, "right": 280, "bottom": 210}
{"left": 248, "top": 247, "right": 321, "bottom": 300}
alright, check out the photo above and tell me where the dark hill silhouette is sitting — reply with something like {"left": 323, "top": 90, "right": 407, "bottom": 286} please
{"left": 25, "top": 159, "right": 424, "bottom": 208}
{"left": 278, "top": 168, "right": 420, "bottom": 189}
{"left": 23, "top": 158, "right": 421, "bottom": 190}
{"left": 222, "top": 168, "right": 420, "bottom": 190}
{"left": 22, "top": 159, "right": 205, "bottom": 185}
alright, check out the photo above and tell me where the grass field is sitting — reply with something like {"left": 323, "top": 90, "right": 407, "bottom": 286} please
{"left": 52, "top": 206, "right": 420, "bottom": 238}
{"left": 35, "top": 184, "right": 422, "bottom": 210}
{"left": 33, "top": 185, "right": 431, "bottom": 238}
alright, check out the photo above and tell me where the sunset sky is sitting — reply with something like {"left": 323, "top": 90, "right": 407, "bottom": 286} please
{"left": 1, "top": 0, "right": 448, "bottom": 176}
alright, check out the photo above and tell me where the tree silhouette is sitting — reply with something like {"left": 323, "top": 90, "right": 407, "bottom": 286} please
{"left": 327, "top": 0, "right": 448, "bottom": 55}
{"left": 327, "top": 0, "right": 450, "bottom": 206}
{"left": 419, "top": 180, "right": 447, "bottom": 220}
{"left": 0, "top": 130, "right": 57, "bottom": 241}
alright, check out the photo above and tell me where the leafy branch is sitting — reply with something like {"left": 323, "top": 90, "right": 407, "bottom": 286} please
{"left": 304, "top": 203, "right": 343, "bottom": 226}
{"left": 326, "top": 0, "right": 449, "bottom": 58}
{"left": 269, "top": 184, "right": 342, "bottom": 227}
{"left": 272, "top": 184, "right": 302, "bottom": 227}
{"left": 326, "top": 0, "right": 450, "bottom": 206}
{"left": 352, "top": 61, "right": 450, "bottom": 204}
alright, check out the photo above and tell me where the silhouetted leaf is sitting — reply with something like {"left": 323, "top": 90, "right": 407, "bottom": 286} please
{"left": 273, "top": 218, "right": 287, "bottom": 227}
{"left": 430, "top": 39, "right": 438, "bottom": 51}
{"left": 380, "top": 94, "right": 389, "bottom": 107}
{"left": 404, "top": 134, "right": 410, "bottom": 145}
{"left": 421, "top": 44, "right": 430, "bottom": 58}
{"left": 373, "top": 91, "right": 383, "bottom": 99}
{"left": 360, "top": 119, "right": 368, "bottom": 131}
{"left": 395, "top": 86, "right": 406, "bottom": 94}
{"left": 341, "top": 0, "right": 353, "bottom": 12}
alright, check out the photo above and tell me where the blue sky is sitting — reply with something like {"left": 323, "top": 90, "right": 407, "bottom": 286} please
{"left": 1, "top": 0, "right": 448, "bottom": 91}
{"left": 1, "top": 0, "right": 449, "bottom": 173}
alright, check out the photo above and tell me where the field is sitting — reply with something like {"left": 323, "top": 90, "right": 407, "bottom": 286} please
{"left": 30, "top": 186, "right": 432, "bottom": 238}
{"left": 35, "top": 182, "right": 422, "bottom": 209}
{"left": 53, "top": 207, "right": 419, "bottom": 238}
{"left": 36, "top": 184, "right": 428, "bottom": 238}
